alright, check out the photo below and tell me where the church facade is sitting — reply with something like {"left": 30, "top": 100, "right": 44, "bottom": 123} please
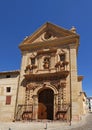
{"left": 0, "top": 22, "right": 86, "bottom": 122}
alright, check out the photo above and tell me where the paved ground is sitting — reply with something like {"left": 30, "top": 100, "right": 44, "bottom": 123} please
{"left": 70, "top": 112, "right": 92, "bottom": 130}
{"left": 0, "top": 113, "right": 92, "bottom": 130}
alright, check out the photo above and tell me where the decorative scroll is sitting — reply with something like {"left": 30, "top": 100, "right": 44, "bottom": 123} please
{"left": 25, "top": 64, "right": 37, "bottom": 74}
{"left": 26, "top": 83, "right": 38, "bottom": 90}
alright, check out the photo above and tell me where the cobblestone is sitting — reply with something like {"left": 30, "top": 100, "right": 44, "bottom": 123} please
{"left": 0, "top": 113, "right": 92, "bottom": 130}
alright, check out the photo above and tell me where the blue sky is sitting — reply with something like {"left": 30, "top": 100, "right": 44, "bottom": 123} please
{"left": 0, "top": 0, "right": 92, "bottom": 96}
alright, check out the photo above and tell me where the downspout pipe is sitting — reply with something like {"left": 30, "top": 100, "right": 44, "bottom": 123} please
{"left": 69, "top": 46, "right": 72, "bottom": 126}
{"left": 14, "top": 74, "right": 20, "bottom": 121}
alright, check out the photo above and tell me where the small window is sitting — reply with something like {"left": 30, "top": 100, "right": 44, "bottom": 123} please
{"left": 6, "top": 87, "right": 11, "bottom": 93}
{"left": 6, "top": 96, "right": 11, "bottom": 105}
{"left": 59, "top": 54, "right": 65, "bottom": 61}
{"left": 31, "top": 58, "right": 35, "bottom": 65}
{"left": 6, "top": 75, "right": 11, "bottom": 78}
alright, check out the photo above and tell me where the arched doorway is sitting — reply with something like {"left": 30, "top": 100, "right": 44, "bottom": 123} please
{"left": 38, "top": 88, "right": 54, "bottom": 120}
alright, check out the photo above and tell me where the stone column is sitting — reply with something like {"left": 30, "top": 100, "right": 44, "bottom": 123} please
{"left": 50, "top": 54, "right": 55, "bottom": 69}
{"left": 33, "top": 95, "right": 38, "bottom": 120}
{"left": 17, "top": 51, "right": 28, "bottom": 105}
{"left": 54, "top": 94, "right": 58, "bottom": 119}
{"left": 20, "top": 51, "right": 28, "bottom": 76}
{"left": 38, "top": 55, "right": 43, "bottom": 70}
{"left": 58, "top": 87, "right": 62, "bottom": 111}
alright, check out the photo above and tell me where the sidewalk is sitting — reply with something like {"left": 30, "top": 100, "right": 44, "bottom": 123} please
{"left": 0, "top": 114, "right": 89, "bottom": 130}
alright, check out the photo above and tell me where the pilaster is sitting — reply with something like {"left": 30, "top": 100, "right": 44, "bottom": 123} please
{"left": 69, "top": 44, "right": 79, "bottom": 121}
{"left": 17, "top": 51, "right": 28, "bottom": 105}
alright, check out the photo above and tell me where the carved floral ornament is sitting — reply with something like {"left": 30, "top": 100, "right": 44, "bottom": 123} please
{"left": 57, "top": 49, "right": 66, "bottom": 55}
{"left": 41, "top": 31, "right": 56, "bottom": 41}
{"left": 29, "top": 52, "right": 37, "bottom": 59}
{"left": 26, "top": 82, "right": 52, "bottom": 91}
{"left": 26, "top": 83, "right": 39, "bottom": 90}
{"left": 26, "top": 82, "right": 59, "bottom": 93}
{"left": 55, "top": 49, "right": 69, "bottom": 68}
{"left": 29, "top": 49, "right": 66, "bottom": 59}
{"left": 25, "top": 48, "right": 69, "bottom": 73}
{"left": 25, "top": 52, "right": 37, "bottom": 73}
{"left": 25, "top": 64, "right": 37, "bottom": 73}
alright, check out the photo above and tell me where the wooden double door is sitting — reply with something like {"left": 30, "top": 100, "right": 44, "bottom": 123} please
{"left": 38, "top": 89, "right": 54, "bottom": 120}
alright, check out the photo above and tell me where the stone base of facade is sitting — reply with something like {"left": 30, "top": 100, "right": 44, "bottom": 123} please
{"left": 72, "top": 115, "right": 80, "bottom": 121}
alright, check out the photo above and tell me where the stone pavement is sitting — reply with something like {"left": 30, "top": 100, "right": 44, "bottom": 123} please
{"left": 0, "top": 113, "right": 92, "bottom": 130}
{"left": 70, "top": 112, "right": 92, "bottom": 130}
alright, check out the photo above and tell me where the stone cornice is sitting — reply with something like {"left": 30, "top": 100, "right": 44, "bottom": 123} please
{"left": 24, "top": 70, "right": 69, "bottom": 81}
{"left": 80, "top": 91, "right": 87, "bottom": 97}
{"left": 19, "top": 35, "right": 79, "bottom": 52}
{"left": 78, "top": 76, "right": 84, "bottom": 81}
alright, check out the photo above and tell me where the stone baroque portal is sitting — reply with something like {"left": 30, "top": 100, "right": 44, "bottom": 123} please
{"left": 16, "top": 22, "right": 84, "bottom": 122}
{"left": 0, "top": 22, "right": 85, "bottom": 122}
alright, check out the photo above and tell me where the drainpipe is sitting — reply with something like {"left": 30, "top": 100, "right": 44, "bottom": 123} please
{"left": 69, "top": 46, "right": 72, "bottom": 125}
{"left": 14, "top": 74, "right": 20, "bottom": 121}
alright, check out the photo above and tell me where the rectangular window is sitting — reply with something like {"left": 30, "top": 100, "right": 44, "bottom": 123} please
{"left": 6, "top": 96, "right": 11, "bottom": 105}
{"left": 59, "top": 54, "right": 65, "bottom": 61}
{"left": 6, "top": 75, "right": 11, "bottom": 78}
{"left": 31, "top": 58, "right": 35, "bottom": 65}
{"left": 6, "top": 87, "right": 11, "bottom": 92}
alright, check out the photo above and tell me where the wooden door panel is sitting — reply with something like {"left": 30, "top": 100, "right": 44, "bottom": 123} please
{"left": 38, "top": 103, "right": 47, "bottom": 119}
{"left": 38, "top": 89, "right": 54, "bottom": 120}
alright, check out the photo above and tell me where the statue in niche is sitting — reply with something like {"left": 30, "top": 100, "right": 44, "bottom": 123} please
{"left": 43, "top": 57, "right": 50, "bottom": 69}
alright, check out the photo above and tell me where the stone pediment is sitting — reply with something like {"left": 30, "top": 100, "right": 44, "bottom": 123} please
{"left": 19, "top": 22, "right": 79, "bottom": 51}
{"left": 31, "top": 30, "right": 59, "bottom": 43}
{"left": 20, "top": 22, "right": 79, "bottom": 44}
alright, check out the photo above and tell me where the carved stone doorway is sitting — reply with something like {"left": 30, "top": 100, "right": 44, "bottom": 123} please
{"left": 38, "top": 88, "right": 54, "bottom": 120}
